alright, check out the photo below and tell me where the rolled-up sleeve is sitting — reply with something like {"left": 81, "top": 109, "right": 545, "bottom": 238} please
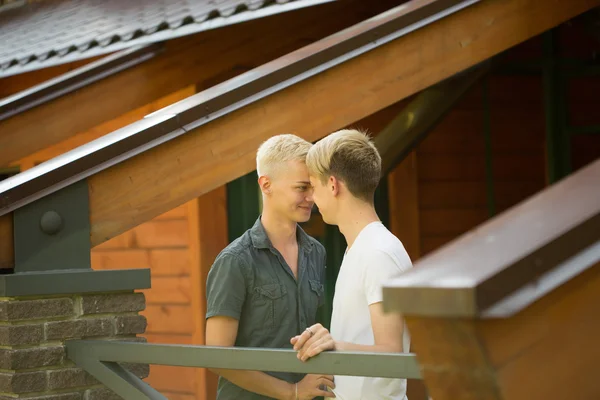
{"left": 206, "top": 252, "right": 247, "bottom": 320}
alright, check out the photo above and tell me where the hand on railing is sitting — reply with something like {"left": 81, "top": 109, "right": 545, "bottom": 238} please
{"left": 291, "top": 323, "right": 336, "bottom": 362}
{"left": 294, "top": 374, "right": 335, "bottom": 399}
{"left": 65, "top": 340, "right": 422, "bottom": 400}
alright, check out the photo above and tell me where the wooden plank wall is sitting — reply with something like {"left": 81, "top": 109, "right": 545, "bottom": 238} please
{"left": 92, "top": 204, "right": 199, "bottom": 400}
{"left": 384, "top": 72, "right": 548, "bottom": 257}
{"left": 562, "top": 19, "right": 600, "bottom": 172}
{"left": 416, "top": 72, "right": 547, "bottom": 255}
{"left": 569, "top": 75, "right": 600, "bottom": 171}
{"left": 92, "top": 190, "right": 230, "bottom": 400}
{"left": 382, "top": 26, "right": 598, "bottom": 399}
{"left": 412, "top": 23, "right": 600, "bottom": 256}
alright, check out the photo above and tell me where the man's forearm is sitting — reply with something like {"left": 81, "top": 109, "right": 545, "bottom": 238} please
{"left": 210, "top": 368, "right": 294, "bottom": 400}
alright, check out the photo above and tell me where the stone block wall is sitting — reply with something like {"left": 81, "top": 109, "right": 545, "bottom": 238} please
{"left": 0, "top": 292, "right": 148, "bottom": 400}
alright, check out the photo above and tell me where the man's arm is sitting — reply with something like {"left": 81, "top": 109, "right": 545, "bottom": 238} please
{"left": 292, "top": 249, "right": 408, "bottom": 360}
{"left": 206, "top": 253, "right": 335, "bottom": 399}
{"left": 206, "top": 316, "right": 297, "bottom": 399}
{"left": 333, "top": 303, "right": 403, "bottom": 353}
{"left": 291, "top": 304, "right": 403, "bottom": 360}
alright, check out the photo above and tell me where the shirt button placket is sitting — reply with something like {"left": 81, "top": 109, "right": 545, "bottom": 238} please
{"left": 299, "top": 281, "right": 307, "bottom": 328}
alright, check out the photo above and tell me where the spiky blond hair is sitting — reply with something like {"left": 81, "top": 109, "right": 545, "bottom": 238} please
{"left": 256, "top": 134, "right": 312, "bottom": 177}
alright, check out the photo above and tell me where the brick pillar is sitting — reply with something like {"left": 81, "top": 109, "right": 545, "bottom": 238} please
{"left": 0, "top": 291, "right": 149, "bottom": 400}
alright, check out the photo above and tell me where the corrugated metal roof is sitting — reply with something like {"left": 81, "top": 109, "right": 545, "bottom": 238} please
{"left": 0, "top": 0, "right": 334, "bottom": 78}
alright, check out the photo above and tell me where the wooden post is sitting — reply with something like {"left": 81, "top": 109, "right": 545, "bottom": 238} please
{"left": 188, "top": 186, "right": 229, "bottom": 400}
{"left": 384, "top": 159, "right": 600, "bottom": 400}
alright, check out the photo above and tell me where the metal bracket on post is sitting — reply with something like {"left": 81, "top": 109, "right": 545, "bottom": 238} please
{"left": 0, "top": 179, "right": 150, "bottom": 297}
{"left": 13, "top": 179, "right": 91, "bottom": 272}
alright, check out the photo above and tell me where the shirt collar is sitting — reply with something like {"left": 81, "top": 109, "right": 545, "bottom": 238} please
{"left": 250, "top": 216, "right": 313, "bottom": 253}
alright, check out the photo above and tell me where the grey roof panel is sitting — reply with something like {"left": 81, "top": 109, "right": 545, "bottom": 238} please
{"left": 0, "top": 0, "right": 335, "bottom": 78}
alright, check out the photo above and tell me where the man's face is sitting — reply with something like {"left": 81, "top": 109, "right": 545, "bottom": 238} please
{"left": 309, "top": 175, "right": 335, "bottom": 225}
{"left": 268, "top": 160, "right": 314, "bottom": 223}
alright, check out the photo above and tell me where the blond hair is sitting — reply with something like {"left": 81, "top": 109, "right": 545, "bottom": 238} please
{"left": 306, "top": 129, "right": 381, "bottom": 202}
{"left": 256, "top": 134, "right": 312, "bottom": 177}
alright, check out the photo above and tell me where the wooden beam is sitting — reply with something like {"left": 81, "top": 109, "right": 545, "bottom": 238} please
{"left": 0, "top": 56, "right": 103, "bottom": 99}
{"left": 0, "top": 87, "right": 194, "bottom": 273}
{"left": 10, "top": 87, "right": 196, "bottom": 170}
{"left": 0, "top": 0, "right": 399, "bottom": 167}
{"left": 375, "top": 64, "right": 489, "bottom": 175}
{"left": 86, "top": 0, "right": 600, "bottom": 248}
{"left": 188, "top": 187, "right": 228, "bottom": 400}
{"left": 406, "top": 261, "right": 600, "bottom": 400}
{"left": 0, "top": 214, "right": 13, "bottom": 270}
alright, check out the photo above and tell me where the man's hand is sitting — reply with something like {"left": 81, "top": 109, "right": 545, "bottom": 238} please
{"left": 291, "top": 323, "right": 336, "bottom": 362}
{"left": 295, "top": 374, "right": 336, "bottom": 399}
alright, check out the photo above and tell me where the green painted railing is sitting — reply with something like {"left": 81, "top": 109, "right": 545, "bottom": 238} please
{"left": 66, "top": 340, "right": 421, "bottom": 400}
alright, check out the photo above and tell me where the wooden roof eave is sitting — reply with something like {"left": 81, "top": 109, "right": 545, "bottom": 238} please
{"left": 0, "top": 0, "right": 402, "bottom": 169}
{"left": 0, "top": 0, "right": 482, "bottom": 219}
{"left": 0, "top": 44, "right": 164, "bottom": 123}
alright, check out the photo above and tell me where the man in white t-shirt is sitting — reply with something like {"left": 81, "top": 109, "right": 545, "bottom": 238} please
{"left": 291, "top": 129, "right": 413, "bottom": 400}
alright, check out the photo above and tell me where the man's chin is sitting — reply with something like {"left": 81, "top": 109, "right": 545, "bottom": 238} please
{"left": 319, "top": 212, "right": 332, "bottom": 225}
{"left": 295, "top": 208, "right": 312, "bottom": 222}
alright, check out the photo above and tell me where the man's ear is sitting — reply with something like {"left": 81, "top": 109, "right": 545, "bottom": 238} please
{"left": 258, "top": 176, "right": 271, "bottom": 195}
{"left": 329, "top": 176, "right": 340, "bottom": 197}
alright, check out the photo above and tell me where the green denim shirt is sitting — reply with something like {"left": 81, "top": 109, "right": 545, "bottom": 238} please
{"left": 206, "top": 217, "right": 327, "bottom": 400}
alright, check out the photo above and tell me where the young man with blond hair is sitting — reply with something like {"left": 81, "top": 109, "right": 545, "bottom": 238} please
{"left": 206, "top": 134, "right": 335, "bottom": 399}
{"left": 291, "top": 129, "right": 413, "bottom": 400}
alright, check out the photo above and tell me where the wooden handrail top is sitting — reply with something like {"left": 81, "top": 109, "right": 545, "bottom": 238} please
{"left": 383, "top": 158, "right": 600, "bottom": 318}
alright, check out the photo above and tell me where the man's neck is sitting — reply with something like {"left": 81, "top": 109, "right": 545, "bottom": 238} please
{"left": 261, "top": 207, "right": 297, "bottom": 249}
{"left": 336, "top": 199, "right": 380, "bottom": 249}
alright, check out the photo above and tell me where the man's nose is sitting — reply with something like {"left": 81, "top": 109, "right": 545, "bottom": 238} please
{"left": 305, "top": 188, "right": 314, "bottom": 202}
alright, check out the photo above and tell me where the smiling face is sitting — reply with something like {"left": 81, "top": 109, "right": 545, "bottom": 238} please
{"left": 264, "top": 159, "right": 314, "bottom": 223}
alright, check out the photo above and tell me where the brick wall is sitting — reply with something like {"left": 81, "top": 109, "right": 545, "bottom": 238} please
{"left": 0, "top": 292, "right": 148, "bottom": 400}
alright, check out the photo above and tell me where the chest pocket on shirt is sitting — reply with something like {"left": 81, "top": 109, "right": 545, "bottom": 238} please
{"left": 253, "top": 283, "right": 288, "bottom": 329}
{"left": 306, "top": 279, "right": 325, "bottom": 326}
{"left": 309, "top": 280, "right": 325, "bottom": 306}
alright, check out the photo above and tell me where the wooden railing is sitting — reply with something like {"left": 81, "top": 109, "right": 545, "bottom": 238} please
{"left": 383, "top": 158, "right": 600, "bottom": 400}
{"left": 66, "top": 341, "right": 421, "bottom": 400}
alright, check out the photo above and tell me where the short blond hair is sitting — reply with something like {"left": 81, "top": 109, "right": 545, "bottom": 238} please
{"left": 306, "top": 129, "right": 381, "bottom": 202}
{"left": 256, "top": 134, "right": 312, "bottom": 177}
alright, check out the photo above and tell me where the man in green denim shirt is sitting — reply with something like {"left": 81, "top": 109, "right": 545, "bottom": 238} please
{"left": 206, "top": 134, "right": 334, "bottom": 400}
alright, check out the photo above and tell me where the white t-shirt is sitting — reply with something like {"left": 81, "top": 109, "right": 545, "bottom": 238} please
{"left": 330, "top": 222, "right": 413, "bottom": 400}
